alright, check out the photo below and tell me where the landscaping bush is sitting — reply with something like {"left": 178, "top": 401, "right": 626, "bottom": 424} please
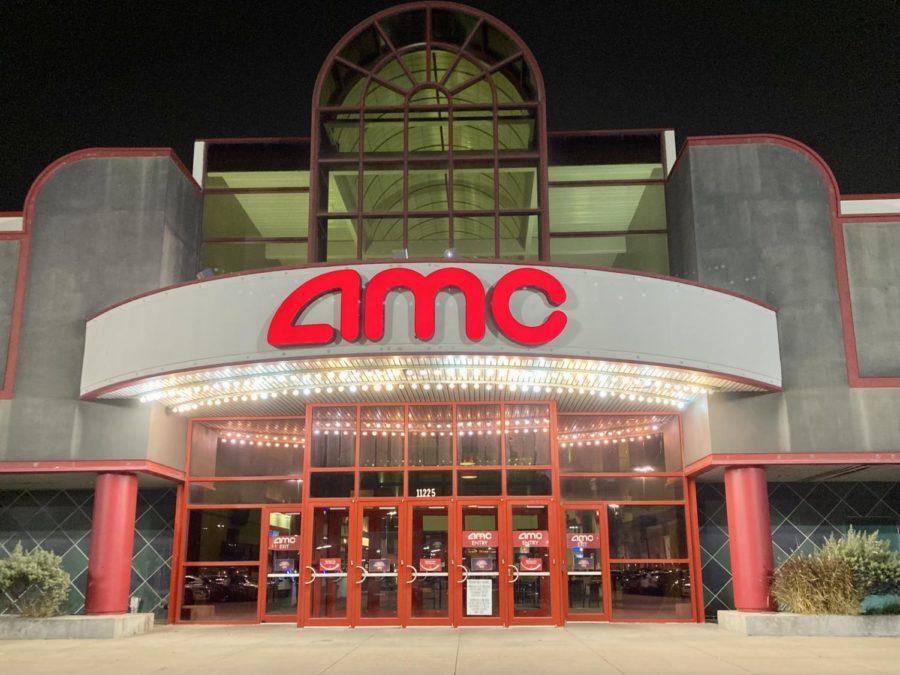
{"left": 770, "top": 553, "right": 863, "bottom": 614}
{"left": 0, "top": 542, "right": 70, "bottom": 617}
{"left": 818, "top": 527, "right": 900, "bottom": 597}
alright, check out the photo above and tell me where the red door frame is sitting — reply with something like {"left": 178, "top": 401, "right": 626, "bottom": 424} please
{"left": 557, "top": 502, "right": 611, "bottom": 622}
{"left": 259, "top": 505, "right": 303, "bottom": 623}
{"left": 353, "top": 497, "right": 406, "bottom": 626}
{"left": 300, "top": 498, "right": 355, "bottom": 627}
{"left": 504, "top": 497, "right": 560, "bottom": 626}
{"left": 454, "top": 497, "right": 508, "bottom": 626}
{"left": 402, "top": 498, "right": 457, "bottom": 626}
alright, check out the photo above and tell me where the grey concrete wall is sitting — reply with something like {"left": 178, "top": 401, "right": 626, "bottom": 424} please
{"left": 667, "top": 141, "right": 900, "bottom": 459}
{"left": 844, "top": 221, "right": 900, "bottom": 377}
{"left": 0, "top": 239, "right": 19, "bottom": 388}
{"left": 0, "top": 155, "right": 201, "bottom": 469}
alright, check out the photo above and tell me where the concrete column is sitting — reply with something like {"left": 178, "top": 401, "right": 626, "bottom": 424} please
{"left": 724, "top": 466, "right": 774, "bottom": 612}
{"left": 85, "top": 473, "right": 138, "bottom": 614}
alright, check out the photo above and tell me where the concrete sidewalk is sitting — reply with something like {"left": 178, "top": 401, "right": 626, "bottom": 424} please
{"left": 0, "top": 623, "right": 897, "bottom": 674}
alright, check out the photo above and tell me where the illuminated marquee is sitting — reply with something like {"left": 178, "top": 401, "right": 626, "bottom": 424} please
{"left": 267, "top": 267, "right": 568, "bottom": 348}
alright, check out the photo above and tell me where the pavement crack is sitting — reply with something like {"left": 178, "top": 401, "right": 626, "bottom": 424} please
{"left": 316, "top": 631, "right": 378, "bottom": 675}
{"left": 453, "top": 630, "right": 462, "bottom": 675}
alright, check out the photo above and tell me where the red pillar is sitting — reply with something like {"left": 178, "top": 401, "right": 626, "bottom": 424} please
{"left": 85, "top": 472, "right": 138, "bottom": 614}
{"left": 724, "top": 466, "right": 774, "bottom": 612}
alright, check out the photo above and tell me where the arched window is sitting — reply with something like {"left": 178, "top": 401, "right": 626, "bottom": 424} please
{"left": 309, "top": 2, "right": 548, "bottom": 262}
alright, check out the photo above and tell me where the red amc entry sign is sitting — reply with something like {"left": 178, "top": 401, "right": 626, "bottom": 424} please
{"left": 462, "top": 531, "right": 499, "bottom": 548}
{"left": 269, "top": 534, "right": 301, "bottom": 551}
{"left": 514, "top": 530, "right": 550, "bottom": 547}
{"left": 566, "top": 533, "right": 602, "bottom": 549}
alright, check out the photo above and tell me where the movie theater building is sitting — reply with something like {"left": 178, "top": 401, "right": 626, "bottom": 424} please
{"left": 1, "top": 2, "right": 899, "bottom": 627}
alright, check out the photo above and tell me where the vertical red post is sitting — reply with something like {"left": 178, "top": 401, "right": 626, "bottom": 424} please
{"left": 85, "top": 472, "right": 138, "bottom": 614}
{"left": 724, "top": 466, "right": 774, "bottom": 612}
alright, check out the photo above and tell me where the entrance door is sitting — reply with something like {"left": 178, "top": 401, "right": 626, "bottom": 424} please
{"left": 302, "top": 505, "right": 351, "bottom": 625}
{"left": 404, "top": 501, "right": 453, "bottom": 625}
{"left": 261, "top": 508, "right": 302, "bottom": 622}
{"left": 455, "top": 500, "right": 504, "bottom": 625}
{"left": 353, "top": 501, "right": 403, "bottom": 625}
{"left": 561, "top": 507, "right": 608, "bottom": 621}
{"left": 505, "top": 501, "right": 558, "bottom": 625}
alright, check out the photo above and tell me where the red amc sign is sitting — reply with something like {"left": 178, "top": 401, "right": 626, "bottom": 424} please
{"left": 462, "top": 530, "right": 499, "bottom": 548}
{"left": 566, "top": 533, "right": 602, "bottom": 549}
{"left": 514, "top": 530, "right": 550, "bottom": 547}
{"left": 269, "top": 534, "right": 301, "bottom": 551}
{"left": 267, "top": 267, "right": 567, "bottom": 348}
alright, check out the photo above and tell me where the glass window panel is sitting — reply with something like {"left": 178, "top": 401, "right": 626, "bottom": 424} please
{"left": 608, "top": 505, "right": 687, "bottom": 560}
{"left": 200, "top": 242, "right": 308, "bottom": 274}
{"left": 310, "top": 507, "right": 349, "bottom": 618}
{"left": 361, "top": 168, "right": 404, "bottom": 212}
{"left": 189, "top": 420, "right": 304, "bottom": 477}
{"left": 457, "top": 404, "right": 501, "bottom": 465}
{"left": 359, "top": 471, "right": 404, "bottom": 498}
{"left": 549, "top": 184, "right": 666, "bottom": 233}
{"left": 203, "top": 192, "right": 309, "bottom": 239}
{"left": 408, "top": 167, "right": 449, "bottom": 211}
{"left": 497, "top": 109, "right": 536, "bottom": 151}
{"left": 457, "top": 470, "right": 501, "bottom": 496}
{"left": 560, "top": 477, "right": 684, "bottom": 502}
{"left": 378, "top": 10, "right": 427, "bottom": 60}
{"left": 548, "top": 164, "right": 664, "bottom": 182}
{"left": 506, "top": 470, "right": 552, "bottom": 496}
{"left": 549, "top": 233, "right": 669, "bottom": 275}
{"left": 408, "top": 405, "right": 453, "bottom": 466}
{"left": 558, "top": 415, "right": 682, "bottom": 473}
{"left": 324, "top": 170, "right": 359, "bottom": 214}
{"left": 452, "top": 164, "right": 494, "bottom": 211}
{"left": 461, "top": 505, "right": 500, "bottom": 618}
{"left": 565, "top": 510, "right": 602, "bottom": 572}
{"left": 186, "top": 508, "right": 261, "bottom": 562}
{"left": 320, "top": 112, "right": 360, "bottom": 155}
{"left": 181, "top": 567, "right": 260, "bottom": 622}
{"left": 360, "top": 506, "right": 399, "bottom": 618}
{"left": 408, "top": 471, "right": 452, "bottom": 497}
{"left": 408, "top": 113, "right": 449, "bottom": 154}
{"left": 453, "top": 216, "right": 496, "bottom": 258}
{"left": 610, "top": 563, "right": 693, "bottom": 620}
{"left": 499, "top": 215, "right": 539, "bottom": 260}
{"left": 311, "top": 407, "right": 357, "bottom": 467}
{"left": 410, "top": 505, "right": 449, "bottom": 618}
{"left": 188, "top": 480, "right": 301, "bottom": 505}
{"left": 452, "top": 111, "right": 494, "bottom": 152}
{"left": 265, "top": 511, "right": 301, "bottom": 616}
{"left": 324, "top": 219, "right": 359, "bottom": 261}
{"left": 359, "top": 406, "right": 405, "bottom": 466}
{"left": 362, "top": 114, "right": 406, "bottom": 154}
{"left": 363, "top": 217, "right": 404, "bottom": 259}
{"left": 407, "top": 217, "right": 449, "bottom": 257}
{"left": 498, "top": 167, "right": 537, "bottom": 209}
{"left": 205, "top": 171, "right": 310, "bottom": 189}
{"left": 505, "top": 404, "right": 550, "bottom": 466}
{"left": 309, "top": 472, "right": 355, "bottom": 498}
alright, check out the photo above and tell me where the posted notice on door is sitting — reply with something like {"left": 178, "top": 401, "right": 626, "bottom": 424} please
{"left": 466, "top": 578, "right": 493, "bottom": 616}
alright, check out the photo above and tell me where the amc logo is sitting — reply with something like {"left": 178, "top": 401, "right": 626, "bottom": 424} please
{"left": 267, "top": 267, "right": 567, "bottom": 348}
{"left": 569, "top": 534, "right": 596, "bottom": 545}
{"left": 272, "top": 535, "right": 298, "bottom": 546}
{"left": 467, "top": 532, "right": 494, "bottom": 542}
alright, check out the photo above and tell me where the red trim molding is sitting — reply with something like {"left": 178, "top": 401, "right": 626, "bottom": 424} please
{"left": 685, "top": 452, "right": 900, "bottom": 477}
{"left": 0, "top": 459, "right": 185, "bottom": 482}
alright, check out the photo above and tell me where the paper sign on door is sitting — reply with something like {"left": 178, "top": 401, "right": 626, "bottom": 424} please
{"left": 318, "top": 558, "right": 342, "bottom": 572}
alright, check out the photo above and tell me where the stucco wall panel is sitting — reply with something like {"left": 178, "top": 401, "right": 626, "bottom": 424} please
{"left": 0, "top": 239, "right": 19, "bottom": 387}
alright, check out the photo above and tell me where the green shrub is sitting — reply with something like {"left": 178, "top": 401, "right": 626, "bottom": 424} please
{"left": 770, "top": 553, "right": 862, "bottom": 615}
{"left": 818, "top": 527, "right": 900, "bottom": 596}
{"left": 0, "top": 542, "right": 71, "bottom": 617}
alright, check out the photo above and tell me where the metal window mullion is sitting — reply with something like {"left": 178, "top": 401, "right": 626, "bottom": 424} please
{"left": 437, "top": 19, "right": 484, "bottom": 88}
{"left": 447, "top": 99, "right": 455, "bottom": 249}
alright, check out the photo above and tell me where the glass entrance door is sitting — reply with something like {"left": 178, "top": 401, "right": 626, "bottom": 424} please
{"left": 505, "top": 502, "right": 557, "bottom": 625}
{"left": 562, "top": 507, "right": 607, "bottom": 620}
{"left": 404, "top": 502, "right": 452, "bottom": 624}
{"left": 303, "top": 505, "right": 350, "bottom": 625}
{"left": 261, "top": 509, "right": 302, "bottom": 622}
{"left": 455, "top": 501, "right": 504, "bottom": 625}
{"left": 354, "top": 502, "right": 402, "bottom": 625}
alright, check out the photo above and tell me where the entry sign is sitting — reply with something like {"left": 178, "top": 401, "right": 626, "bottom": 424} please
{"left": 269, "top": 534, "right": 301, "bottom": 551}
{"left": 515, "top": 530, "right": 550, "bottom": 547}
{"left": 463, "top": 530, "right": 498, "bottom": 548}
{"left": 319, "top": 558, "right": 343, "bottom": 573}
{"left": 419, "top": 558, "right": 443, "bottom": 572}
{"left": 466, "top": 578, "right": 493, "bottom": 616}
{"left": 566, "top": 533, "right": 601, "bottom": 549}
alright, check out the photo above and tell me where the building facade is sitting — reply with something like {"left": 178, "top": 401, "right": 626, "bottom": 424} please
{"left": 1, "top": 2, "right": 898, "bottom": 626}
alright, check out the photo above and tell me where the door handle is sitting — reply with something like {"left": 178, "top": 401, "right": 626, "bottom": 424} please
{"left": 404, "top": 564, "right": 419, "bottom": 584}
{"left": 303, "top": 565, "right": 316, "bottom": 585}
{"left": 455, "top": 564, "right": 469, "bottom": 584}
{"left": 506, "top": 564, "right": 520, "bottom": 583}
{"left": 354, "top": 564, "right": 368, "bottom": 585}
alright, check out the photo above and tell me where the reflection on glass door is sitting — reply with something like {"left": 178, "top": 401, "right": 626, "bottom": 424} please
{"left": 307, "top": 506, "right": 349, "bottom": 622}
{"left": 508, "top": 504, "right": 553, "bottom": 620}
{"left": 564, "top": 509, "right": 604, "bottom": 618}
{"left": 407, "top": 504, "right": 450, "bottom": 621}
{"left": 459, "top": 504, "right": 501, "bottom": 622}
{"left": 357, "top": 505, "right": 399, "bottom": 621}
{"left": 264, "top": 510, "right": 301, "bottom": 620}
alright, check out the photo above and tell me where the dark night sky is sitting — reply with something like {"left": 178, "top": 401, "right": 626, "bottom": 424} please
{"left": 2, "top": 1, "right": 899, "bottom": 210}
